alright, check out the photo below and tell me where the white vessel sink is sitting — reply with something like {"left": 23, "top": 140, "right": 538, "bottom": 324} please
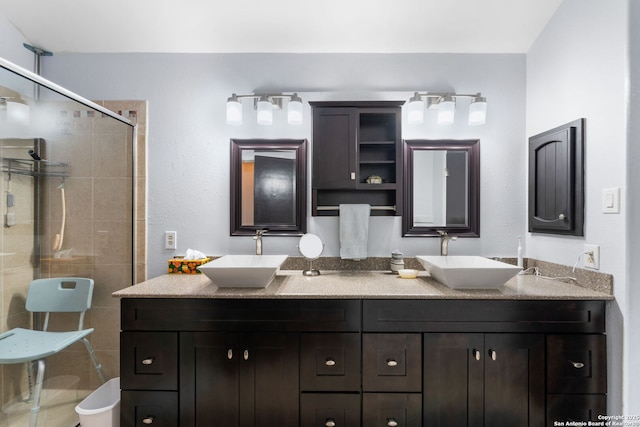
{"left": 416, "top": 256, "right": 522, "bottom": 289}
{"left": 199, "top": 255, "right": 288, "bottom": 288}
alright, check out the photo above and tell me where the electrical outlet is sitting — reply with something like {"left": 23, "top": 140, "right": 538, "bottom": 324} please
{"left": 583, "top": 244, "right": 600, "bottom": 270}
{"left": 165, "top": 231, "right": 177, "bottom": 250}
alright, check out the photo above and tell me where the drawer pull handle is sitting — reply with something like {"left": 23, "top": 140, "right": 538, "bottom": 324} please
{"left": 142, "top": 416, "right": 155, "bottom": 424}
{"left": 489, "top": 349, "right": 497, "bottom": 361}
{"left": 141, "top": 358, "right": 154, "bottom": 365}
{"left": 244, "top": 349, "right": 249, "bottom": 361}
{"left": 472, "top": 349, "right": 481, "bottom": 361}
{"left": 386, "top": 359, "right": 398, "bottom": 367}
{"left": 227, "top": 349, "right": 233, "bottom": 360}
{"left": 325, "top": 358, "right": 336, "bottom": 366}
{"left": 387, "top": 419, "right": 398, "bottom": 426}
{"left": 350, "top": 172, "right": 355, "bottom": 180}
{"left": 325, "top": 418, "right": 336, "bottom": 427}
{"left": 559, "top": 213, "right": 566, "bottom": 220}
{"left": 570, "top": 360, "right": 585, "bottom": 369}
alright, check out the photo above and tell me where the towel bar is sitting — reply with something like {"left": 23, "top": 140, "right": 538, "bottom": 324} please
{"left": 317, "top": 205, "right": 396, "bottom": 211}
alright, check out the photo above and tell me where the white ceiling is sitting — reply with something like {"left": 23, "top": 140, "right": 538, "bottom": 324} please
{"left": 0, "top": 0, "right": 563, "bottom": 54}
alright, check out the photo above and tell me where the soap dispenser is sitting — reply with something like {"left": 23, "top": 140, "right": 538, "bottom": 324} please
{"left": 390, "top": 250, "right": 405, "bottom": 273}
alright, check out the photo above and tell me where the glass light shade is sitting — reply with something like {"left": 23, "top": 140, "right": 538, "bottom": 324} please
{"left": 468, "top": 97, "right": 487, "bottom": 125}
{"left": 437, "top": 96, "right": 455, "bottom": 125}
{"left": 287, "top": 95, "right": 303, "bottom": 125}
{"left": 226, "top": 96, "right": 243, "bottom": 126}
{"left": 256, "top": 96, "right": 273, "bottom": 125}
{"left": 407, "top": 93, "right": 425, "bottom": 125}
{"left": 7, "top": 101, "right": 30, "bottom": 126}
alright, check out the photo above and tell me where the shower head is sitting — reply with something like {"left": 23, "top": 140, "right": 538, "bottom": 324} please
{"left": 28, "top": 149, "right": 42, "bottom": 161}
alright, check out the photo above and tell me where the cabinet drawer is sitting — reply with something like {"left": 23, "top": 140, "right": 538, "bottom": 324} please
{"left": 122, "top": 298, "right": 361, "bottom": 332}
{"left": 301, "top": 393, "right": 361, "bottom": 427}
{"left": 121, "top": 332, "right": 178, "bottom": 390}
{"left": 363, "top": 393, "right": 422, "bottom": 427}
{"left": 121, "top": 391, "right": 178, "bottom": 427}
{"left": 547, "top": 394, "right": 606, "bottom": 423}
{"left": 363, "top": 334, "right": 421, "bottom": 392}
{"left": 301, "top": 333, "right": 361, "bottom": 391}
{"left": 363, "top": 300, "right": 606, "bottom": 333}
{"left": 547, "top": 335, "right": 606, "bottom": 394}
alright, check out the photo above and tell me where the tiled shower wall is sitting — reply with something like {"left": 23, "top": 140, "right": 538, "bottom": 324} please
{"left": 0, "top": 99, "right": 147, "bottom": 414}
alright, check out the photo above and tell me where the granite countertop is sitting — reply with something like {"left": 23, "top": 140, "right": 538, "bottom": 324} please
{"left": 112, "top": 270, "right": 614, "bottom": 300}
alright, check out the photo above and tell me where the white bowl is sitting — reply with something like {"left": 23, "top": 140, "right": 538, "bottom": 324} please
{"left": 199, "top": 255, "right": 288, "bottom": 288}
{"left": 416, "top": 256, "right": 522, "bottom": 289}
{"left": 398, "top": 269, "right": 419, "bottom": 279}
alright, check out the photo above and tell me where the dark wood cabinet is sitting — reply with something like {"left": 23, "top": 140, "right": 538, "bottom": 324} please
{"left": 363, "top": 393, "right": 421, "bottom": 427}
{"left": 311, "top": 102, "right": 403, "bottom": 216}
{"left": 300, "top": 393, "right": 361, "bottom": 427}
{"left": 423, "top": 333, "right": 545, "bottom": 427}
{"left": 181, "top": 332, "right": 299, "bottom": 427}
{"left": 363, "top": 333, "right": 421, "bottom": 392}
{"left": 528, "top": 118, "right": 585, "bottom": 235}
{"left": 120, "top": 297, "right": 607, "bottom": 426}
{"left": 300, "top": 333, "right": 361, "bottom": 391}
{"left": 546, "top": 334, "right": 607, "bottom": 424}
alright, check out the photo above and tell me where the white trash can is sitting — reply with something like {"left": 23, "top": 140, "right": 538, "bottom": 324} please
{"left": 75, "top": 377, "right": 120, "bottom": 427}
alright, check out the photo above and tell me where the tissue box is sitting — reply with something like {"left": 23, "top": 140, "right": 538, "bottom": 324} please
{"left": 168, "top": 257, "right": 211, "bottom": 274}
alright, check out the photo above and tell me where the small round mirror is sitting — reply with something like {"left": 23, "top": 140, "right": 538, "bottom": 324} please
{"left": 298, "top": 233, "right": 324, "bottom": 276}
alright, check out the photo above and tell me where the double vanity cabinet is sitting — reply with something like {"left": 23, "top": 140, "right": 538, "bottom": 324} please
{"left": 118, "top": 277, "right": 608, "bottom": 427}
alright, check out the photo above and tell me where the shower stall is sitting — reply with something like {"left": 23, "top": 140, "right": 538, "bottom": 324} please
{"left": 0, "top": 56, "right": 141, "bottom": 422}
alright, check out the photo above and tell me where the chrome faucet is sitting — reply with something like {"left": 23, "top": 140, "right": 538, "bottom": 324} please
{"left": 438, "top": 230, "right": 457, "bottom": 256}
{"left": 254, "top": 229, "right": 267, "bottom": 255}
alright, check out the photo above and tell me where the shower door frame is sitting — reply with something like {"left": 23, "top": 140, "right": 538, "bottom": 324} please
{"left": 0, "top": 56, "right": 139, "bottom": 285}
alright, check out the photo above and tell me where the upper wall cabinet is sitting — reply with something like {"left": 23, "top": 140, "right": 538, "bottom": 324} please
{"left": 528, "top": 119, "right": 584, "bottom": 236}
{"left": 310, "top": 101, "right": 403, "bottom": 216}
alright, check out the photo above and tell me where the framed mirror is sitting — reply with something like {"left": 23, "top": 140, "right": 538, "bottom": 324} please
{"left": 402, "top": 139, "right": 480, "bottom": 237}
{"left": 230, "top": 139, "right": 307, "bottom": 236}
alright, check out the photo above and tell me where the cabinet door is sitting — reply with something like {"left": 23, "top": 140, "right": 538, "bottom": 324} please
{"left": 363, "top": 333, "right": 421, "bottom": 392}
{"left": 424, "top": 333, "right": 545, "bottom": 427}
{"left": 363, "top": 393, "right": 421, "bottom": 427}
{"left": 300, "top": 333, "right": 361, "bottom": 391}
{"left": 423, "top": 333, "right": 484, "bottom": 427}
{"left": 242, "top": 333, "right": 299, "bottom": 427}
{"left": 528, "top": 118, "right": 584, "bottom": 235}
{"left": 121, "top": 391, "right": 178, "bottom": 427}
{"left": 300, "top": 393, "right": 361, "bottom": 427}
{"left": 121, "top": 332, "right": 178, "bottom": 390}
{"left": 312, "top": 107, "right": 357, "bottom": 189}
{"left": 547, "top": 334, "right": 606, "bottom": 394}
{"left": 190, "top": 332, "right": 242, "bottom": 426}
{"left": 484, "top": 334, "right": 545, "bottom": 427}
{"left": 184, "top": 332, "right": 299, "bottom": 427}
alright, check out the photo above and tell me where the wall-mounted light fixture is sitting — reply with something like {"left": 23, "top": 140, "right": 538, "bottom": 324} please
{"left": 0, "top": 97, "right": 31, "bottom": 126}
{"left": 407, "top": 92, "right": 487, "bottom": 126}
{"left": 226, "top": 93, "right": 304, "bottom": 126}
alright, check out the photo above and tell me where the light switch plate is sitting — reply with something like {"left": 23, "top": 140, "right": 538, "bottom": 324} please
{"left": 602, "top": 187, "right": 620, "bottom": 214}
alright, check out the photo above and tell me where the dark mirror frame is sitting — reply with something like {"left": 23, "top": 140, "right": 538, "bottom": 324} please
{"left": 230, "top": 138, "right": 307, "bottom": 236}
{"left": 402, "top": 139, "right": 480, "bottom": 237}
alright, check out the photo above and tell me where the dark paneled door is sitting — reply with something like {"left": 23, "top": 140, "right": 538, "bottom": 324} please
{"left": 190, "top": 332, "right": 299, "bottom": 427}
{"left": 424, "top": 333, "right": 545, "bottom": 427}
{"left": 483, "top": 334, "right": 545, "bottom": 426}
{"left": 254, "top": 155, "right": 295, "bottom": 225}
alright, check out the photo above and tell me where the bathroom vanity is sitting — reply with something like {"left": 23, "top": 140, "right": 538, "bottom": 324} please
{"left": 115, "top": 271, "right": 611, "bottom": 427}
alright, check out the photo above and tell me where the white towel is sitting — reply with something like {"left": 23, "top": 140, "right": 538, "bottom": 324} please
{"left": 339, "top": 204, "right": 371, "bottom": 260}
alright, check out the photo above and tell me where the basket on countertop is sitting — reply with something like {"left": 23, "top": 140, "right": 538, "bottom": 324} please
{"left": 168, "top": 257, "right": 211, "bottom": 274}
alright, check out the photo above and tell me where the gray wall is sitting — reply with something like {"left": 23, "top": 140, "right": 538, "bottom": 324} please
{"left": 41, "top": 53, "right": 526, "bottom": 276}
{"left": 627, "top": 0, "right": 640, "bottom": 416}
{"left": 526, "top": 0, "right": 629, "bottom": 414}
